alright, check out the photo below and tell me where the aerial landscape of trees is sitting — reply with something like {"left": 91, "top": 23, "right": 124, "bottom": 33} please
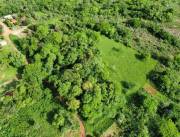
{"left": 0, "top": 0, "right": 179, "bottom": 137}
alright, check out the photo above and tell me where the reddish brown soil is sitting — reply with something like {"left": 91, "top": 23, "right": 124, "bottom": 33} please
{"left": 144, "top": 83, "right": 157, "bottom": 95}
{"left": 77, "top": 116, "right": 86, "bottom": 137}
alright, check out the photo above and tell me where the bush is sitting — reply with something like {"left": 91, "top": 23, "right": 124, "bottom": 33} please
{"left": 143, "top": 22, "right": 180, "bottom": 47}
{"left": 159, "top": 119, "right": 179, "bottom": 137}
{"left": 121, "top": 81, "right": 135, "bottom": 89}
{"left": 127, "top": 18, "right": 142, "bottom": 28}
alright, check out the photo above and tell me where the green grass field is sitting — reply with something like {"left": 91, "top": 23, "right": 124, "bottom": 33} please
{"left": 0, "top": 47, "right": 17, "bottom": 85}
{"left": 96, "top": 36, "right": 157, "bottom": 94}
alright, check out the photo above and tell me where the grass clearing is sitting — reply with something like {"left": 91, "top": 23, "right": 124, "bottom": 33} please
{"left": 96, "top": 36, "right": 157, "bottom": 95}
{"left": 0, "top": 46, "right": 17, "bottom": 85}
{"left": 0, "top": 65, "right": 16, "bottom": 85}
{"left": 94, "top": 36, "right": 157, "bottom": 136}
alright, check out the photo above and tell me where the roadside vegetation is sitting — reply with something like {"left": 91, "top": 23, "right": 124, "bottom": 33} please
{"left": 0, "top": 0, "right": 179, "bottom": 137}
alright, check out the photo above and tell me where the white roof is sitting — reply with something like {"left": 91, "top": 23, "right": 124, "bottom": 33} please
{"left": 0, "top": 40, "right": 7, "bottom": 46}
{"left": 3, "top": 15, "right": 13, "bottom": 19}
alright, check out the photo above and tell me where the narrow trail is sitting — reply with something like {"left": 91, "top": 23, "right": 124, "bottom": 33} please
{"left": 0, "top": 20, "right": 28, "bottom": 64}
{"left": 75, "top": 115, "right": 86, "bottom": 137}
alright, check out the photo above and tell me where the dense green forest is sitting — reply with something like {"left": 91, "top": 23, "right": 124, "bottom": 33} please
{"left": 0, "top": 0, "right": 179, "bottom": 137}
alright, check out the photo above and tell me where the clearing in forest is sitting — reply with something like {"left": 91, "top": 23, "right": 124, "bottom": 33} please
{"left": 96, "top": 35, "right": 157, "bottom": 136}
{"left": 96, "top": 36, "right": 157, "bottom": 94}
{"left": 0, "top": 64, "right": 17, "bottom": 85}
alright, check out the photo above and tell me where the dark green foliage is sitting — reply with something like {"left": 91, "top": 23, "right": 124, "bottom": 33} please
{"left": 135, "top": 52, "right": 151, "bottom": 61}
{"left": 51, "top": 108, "right": 79, "bottom": 131}
{"left": 8, "top": 52, "right": 26, "bottom": 68}
{"left": 127, "top": 18, "right": 142, "bottom": 28}
{"left": 121, "top": 81, "right": 135, "bottom": 90}
{"left": 143, "top": 22, "right": 180, "bottom": 48}
{"left": 126, "top": 0, "right": 174, "bottom": 22}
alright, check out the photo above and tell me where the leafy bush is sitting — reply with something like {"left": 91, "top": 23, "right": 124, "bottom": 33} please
{"left": 127, "top": 18, "right": 142, "bottom": 28}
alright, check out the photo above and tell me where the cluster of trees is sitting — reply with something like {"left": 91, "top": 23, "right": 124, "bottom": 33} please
{"left": 116, "top": 90, "right": 179, "bottom": 137}
{"left": 1, "top": 20, "right": 124, "bottom": 135}
{"left": 150, "top": 55, "right": 180, "bottom": 102}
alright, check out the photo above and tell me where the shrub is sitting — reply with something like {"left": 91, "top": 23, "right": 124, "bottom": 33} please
{"left": 121, "top": 81, "right": 135, "bottom": 89}
{"left": 135, "top": 52, "right": 151, "bottom": 61}
{"left": 127, "top": 18, "right": 142, "bottom": 28}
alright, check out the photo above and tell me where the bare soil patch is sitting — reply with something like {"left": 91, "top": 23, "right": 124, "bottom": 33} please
{"left": 144, "top": 83, "right": 157, "bottom": 95}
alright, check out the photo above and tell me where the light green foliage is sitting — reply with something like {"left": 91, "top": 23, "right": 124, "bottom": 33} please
{"left": 159, "top": 119, "right": 179, "bottom": 137}
{"left": 68, "top": 98, "right": 80, "bottom": 111}
{"left": 96, "top": 36, "right": 156, "bottom": 94}
{"left": 36, "top": 24, "right": 49, "bottom": 39}
{"left": 143, "top": 96, "right": 158, "bottom": 115}
{"left": 22, "top": 63, "right": 47, "bottom": 85}
{"left": 0, "top": 65, "right": 16, "bottom": 84}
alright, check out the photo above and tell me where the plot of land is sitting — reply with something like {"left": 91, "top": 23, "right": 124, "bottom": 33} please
{"left": 96, "top": 36, "right": 157, "bottom": 94}
{"left": 0, "top": 65, "right": 17, "bottom": 85}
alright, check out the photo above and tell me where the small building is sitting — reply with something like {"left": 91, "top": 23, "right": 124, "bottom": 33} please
{"left": 0, "top": 40, "right": 7, "bottom": 47}
{"left": 3, "top": 15, "right": 13, "bottom": 20}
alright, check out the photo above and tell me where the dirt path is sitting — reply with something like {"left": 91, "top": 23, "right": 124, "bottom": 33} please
{"left": 75, "top": 115, "right": 86, "bottom": 137}
{"left": 0, "top": 77, "right": 17, "bottom": 88}
{"left": 78, "top": 117, "right": 86, "bottom": 137}
{"left": 143, "top": 83, "right": 157, "bottom": 95}
{"left": 0, "top": 20, "right": 28, "bottom": 64}
{"left": 11, "top": 26, "right": 28, "bottom": 37}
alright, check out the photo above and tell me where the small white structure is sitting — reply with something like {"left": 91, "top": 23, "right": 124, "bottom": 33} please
{"left": 0, "top": 40, "right": 7, "bottom": 47}
{"left": 3, "top": 15, "right": 13, "bottom": 20}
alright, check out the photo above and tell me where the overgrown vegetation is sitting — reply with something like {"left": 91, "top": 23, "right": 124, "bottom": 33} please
{"left": 0, "top": 0, "right": 179, "bottom": 137}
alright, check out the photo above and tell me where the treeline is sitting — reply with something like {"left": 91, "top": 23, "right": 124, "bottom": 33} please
{"left": 1, "top": 0, "right": 175, "bottom": 21}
